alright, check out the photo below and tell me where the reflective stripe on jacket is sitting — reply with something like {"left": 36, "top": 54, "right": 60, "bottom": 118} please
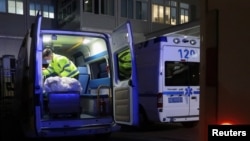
{"left": 43, "top": 54, "right": 79, "bottom": 78}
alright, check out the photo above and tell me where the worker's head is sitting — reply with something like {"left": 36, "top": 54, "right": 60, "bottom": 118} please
{"left": 43, "top": 48, "right": 53, "bottom": 62}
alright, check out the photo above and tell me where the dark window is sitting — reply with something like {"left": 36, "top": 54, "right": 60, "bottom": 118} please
{"left": 121, "top": 0, "right": 133, "bottom": 18}
{"left": 94, "top": 0, "right": 98, "bottom": 14}
{"left": 100, "top": 0, "right": 114, "bottom": 16}
{"left": 89, "top": 59, "right": 107, "bottom": 79}
{"left": 165, "top": 61, "right": 199, "bottom": 86}
{"left": 83, "top": 0, "right": 93, "bottom": 12}
{"left": 136, "top": 1, "right": 147, "bottom": 20}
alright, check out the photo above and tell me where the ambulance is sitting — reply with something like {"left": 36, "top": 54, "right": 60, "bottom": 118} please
{"left": 14, "top": 12, "right": 138, "bottom": 139}
{"left": 134, "top": 36, "right": 200, "bottom": 128}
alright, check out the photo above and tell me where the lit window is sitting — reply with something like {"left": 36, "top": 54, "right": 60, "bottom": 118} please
{"left": 152, "top": 0, "right": 163, "bottom": 23}
{"left": 170, "top": 7, "right": 176, "bottom": 25}
{"left": 43, "top": 5, "right": 49, "bottom": 18}
{"left": 180, "top": 3, "right": 189, "bottom": 24}
{"left": 152, "top": 0, "right": 189, "bottom": 25}
{"left": 152, "top": 4, "right": 157, "bottom": 22}
{"left": 8, "top": 0, "right": 23, "bottom": 15}
{"left": 8, "top": 0, "right": 15, "bottom": 14}
{"left": 152, "top": 4, "right": 164, "bottom": 23}
{"left": 152, "top": 0, "right": 177, "bottom": 25}
{"left": 30, "top": 3, "right": 35, "bottom": 15}
{"left": 29, "top": 3, "right": 40, "bottom": 16}
{"left": 170, "top": 1, "right": 177, "bottom": 25}
{"left": 16, "top": 0, "right": 23, "bottom": 14}
{"left": 165, "top": 6, "right": 170, "bottom": 24}
{"left": 49, "top": 6, "right": 54, "bottom": 19}
{"left": 43, "top": 4, "right": 54, "bottom": 19}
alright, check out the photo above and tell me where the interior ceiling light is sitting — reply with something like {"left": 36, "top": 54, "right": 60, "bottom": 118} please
{"left": 83, "top": 38, "right": 91, "bottom": 44}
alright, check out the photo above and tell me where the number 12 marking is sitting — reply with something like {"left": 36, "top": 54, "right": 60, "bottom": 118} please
{"left": 178, "top": 49, "right": 195, "bottom": 59}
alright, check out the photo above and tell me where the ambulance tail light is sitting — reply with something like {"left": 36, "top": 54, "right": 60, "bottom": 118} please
{"left": 157, "top": 93, "right": 163, "bottom": 108}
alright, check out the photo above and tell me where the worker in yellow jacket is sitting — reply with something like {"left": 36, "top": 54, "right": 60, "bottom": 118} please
{"left": 42, "top": 48, "right": 79, "bottom": 79}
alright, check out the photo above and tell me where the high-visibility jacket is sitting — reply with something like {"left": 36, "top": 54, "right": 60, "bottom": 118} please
{"left": 43, "top": 53, "right": 79, "bottom": 78}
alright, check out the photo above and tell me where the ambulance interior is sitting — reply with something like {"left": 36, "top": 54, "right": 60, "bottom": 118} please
{"left": 41, "top": 34, "right": 112, "bottom": 120}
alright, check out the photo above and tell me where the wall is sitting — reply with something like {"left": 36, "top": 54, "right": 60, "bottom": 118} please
{"left": 0, "top": 14, "right": 56, "bottom": 58}
{"left": 199, "top": 0, "right": 250, "bottom": 141}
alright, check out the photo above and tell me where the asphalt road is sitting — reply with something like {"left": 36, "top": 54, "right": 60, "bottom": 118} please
{"left": 1, "top": 120, "right": 198, "bottom": 141}
{"left": 1, "top": 115, "right": 198, "bottom": 141}
{"left": 0, "top": 98, "right": 198, "bottom": 141}
{"left": 111, "top": 123, "right": 199, "bottom": 141}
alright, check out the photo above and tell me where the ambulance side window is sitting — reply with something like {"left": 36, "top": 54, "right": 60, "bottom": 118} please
{"left": 89, "top": 59, "right": 107, "bottom": 79}
{"left": 117, "top": 48, "right": 131, "bottom": 81}
{"left": 73, "top": 52, "right": 85, "bottom": 66}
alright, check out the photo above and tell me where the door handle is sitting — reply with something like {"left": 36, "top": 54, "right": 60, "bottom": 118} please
{"left": 128, "top": 79, "right": 134, "bottom": 87}
{"left": 191, "top": 96, "right": 196, "bottom": 99}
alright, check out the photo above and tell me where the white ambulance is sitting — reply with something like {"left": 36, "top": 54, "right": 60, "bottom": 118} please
{"left": 134, "top": 36, "right": 200, "bottom": 128}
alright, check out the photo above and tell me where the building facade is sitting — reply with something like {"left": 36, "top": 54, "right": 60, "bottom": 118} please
{"left": 0, "top": 0, "right": 56, "bottom": 57}
{"left": 58, "top": 0, "right": 199, "bottom": 42}
{"left": 0, "top": 0, "right": 199, "bottom": 57}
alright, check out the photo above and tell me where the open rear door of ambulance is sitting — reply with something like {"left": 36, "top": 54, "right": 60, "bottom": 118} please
{"left": 111, "top": 21, "right": 139, "bottom": 126}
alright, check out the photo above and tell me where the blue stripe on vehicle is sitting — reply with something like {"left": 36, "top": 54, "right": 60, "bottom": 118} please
{"left": 163, "top": 91, "right": 184, "bottom": 95}
{"left": 193, "top": 91, "right": 200, "bottom": 94}
{"left": 163, "top": 91, "right": 200, "bottom": 95}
